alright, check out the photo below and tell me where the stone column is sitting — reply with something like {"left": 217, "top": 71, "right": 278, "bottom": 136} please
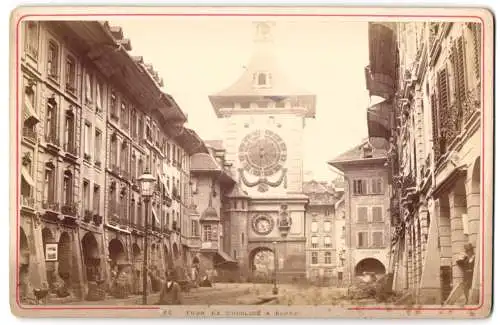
{"left": 437, "top": 198, "right": 452, "bottom": 268}
{"left": 71, "top": 230, "right": 85, "bottom": 299}
{"left": 448, "top": 190, "right": 467, "bottom": 286}
{"left": 465, "top": 180, "right": 480, "bottom": 248}
{"left": 417, "top": 200, "right": 442, "bottom": 304}
{"left": 406, "top": 227, "right": 413, "bottom": 289}
{"left": 448, "top": 189, "right": 467, "bottom": 287}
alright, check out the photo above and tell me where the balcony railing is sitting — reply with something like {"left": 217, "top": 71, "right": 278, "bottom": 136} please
{"left": 44, "top": 133, "right": 60, "bottom": 147}
{"left": 93, "top": 213, "right": 103, "bottom": 226}
{"left": 61, "top": 203, "right": 78, "bottom": 217}
{"left": 64, "top": 143, "right": 78, "bottom": 156}
{"left": 110, "top": 164, "right": 120, "bottom": 175}
{"left": 21, "top": 195, "right": 35, "bottom": 209}
{"left": 83, "top": 209, "right": 93, "bottom": 222}
{"left": 108, "top": 213, "right": 120, "bottom": 224}
{"left": 42, "top": 200, "right": 60, "bottom": 212}
{"left": 22, "top": 127, "right": 37, "bottom": 141}
{"left": 120, "top": 168, "right": 129, "bottom": 179}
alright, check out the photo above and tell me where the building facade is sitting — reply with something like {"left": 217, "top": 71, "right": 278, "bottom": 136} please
{"left": 328, "top": 139, "right": 392, "bottom": 285}
{"left": 303, "top": 180, "right": 337, "bottom": 285}
{"left": 17, "top": 20, "right": 206, "bottom": 304}
{"left": 364, "top": 22, "right": 482, "bottom": 304}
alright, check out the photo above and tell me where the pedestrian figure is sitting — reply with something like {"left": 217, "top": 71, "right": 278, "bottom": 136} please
{"left": 158, "top": 270, "right": 182, "bottom": 305}
{"left": 456, "top": 243, "right": 475, "bottom": 304}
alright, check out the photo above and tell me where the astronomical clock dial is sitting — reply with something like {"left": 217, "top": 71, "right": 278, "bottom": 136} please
{"left": 252, "top": 215, "right": 274, "bottom": 235}
{"left": 238, "top": 129, "right": 287, "bottom": 177}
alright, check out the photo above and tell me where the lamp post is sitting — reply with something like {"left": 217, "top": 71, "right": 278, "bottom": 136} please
{"left": 272, "top": 241, "right": 278, "bottom": 295}
{"left": 138, "top": 170, "right": 155, "bottom": 305}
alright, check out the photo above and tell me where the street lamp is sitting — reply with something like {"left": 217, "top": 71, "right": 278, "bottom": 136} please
{"left": 138, "top": 170, "right": 155, "bottom": 305}
{"left": 272, "top": 241, "right": 278, "bottom": 295}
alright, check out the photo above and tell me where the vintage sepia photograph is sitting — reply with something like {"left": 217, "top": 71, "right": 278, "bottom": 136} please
{"left": 10, "top": 6, "right": 493, "bottom": 318}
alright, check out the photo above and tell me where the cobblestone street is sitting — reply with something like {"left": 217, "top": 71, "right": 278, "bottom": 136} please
{"left": 47, "top": 283, "right": 357, "bottom": 306}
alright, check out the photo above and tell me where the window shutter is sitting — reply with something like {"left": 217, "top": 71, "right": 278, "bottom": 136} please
{"left": 372, "top": 206, "right": 383, "bottom": 222}
{"left": 362, "top": 180, "right": 368, "bottom": 194}
{"left": 372, "top": 232, "right": 383, "bottom": 248}
{"left": 357, "top": 207, "right": 368, "bottom": 223}
{"left": 437, "top": 68, "right": 449, "bottom": 114}
{"left": 431, "top": 93, "right": 440, "bottom": 158}
{"left": 455, "top": 36, "right": 467, "bottom": 103}
{"left": 471, "top": 24, "right": 481, "bottom": 79}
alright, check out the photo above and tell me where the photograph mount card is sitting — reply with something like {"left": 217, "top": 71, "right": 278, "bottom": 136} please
{"left": 9, "top": 6, "right": 494, "bottom": 318}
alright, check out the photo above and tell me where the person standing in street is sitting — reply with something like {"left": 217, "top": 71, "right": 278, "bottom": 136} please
{"left": 158, "top": 270, "right": 182, "bottom": 305}
{"left": 456, "top": 243, "right": 475, "bottom": 304}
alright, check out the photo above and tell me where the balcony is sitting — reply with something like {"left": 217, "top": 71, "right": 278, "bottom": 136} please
{"left": 110, "top": 164, "right": 120, "bottom": 176}
{"left": 108, "top": 213, "right": 120, "bottom": 225}
{"left": 93, "top": 213, "right": 103, "bottom": 226}
{"left": 22, "top": 127, "right": 37, "bottom": 142}
{"left": 83, "top": 209, "right": 93, "bottom": 222}
{"left": 200, "top": 240, "right": 218, "bottom": 252}
{"left": 95, "top": 160, "right": 102, "bottom": 169}
{"left": 120, "top": 168, "right": 130, "bottom": 180}
{"left": 83, "top": 153, "right": 92, "bottom": 162}
{"left": 61, "top": 203, "right": 78, "bottom": 217}
{"left": 44, "top": 133, "right": 60, "bottom": 152}
{"left": 64, "top": 143, "right": 78, "bottom": 160}
{"left": 21, "top": 195, "right": 35, "bottom": 210}
{"left": 42, "top": 200, "right": 60, "bottom": 219}
{"left": 185, "top": 236, "right": 201, "bottom": 248}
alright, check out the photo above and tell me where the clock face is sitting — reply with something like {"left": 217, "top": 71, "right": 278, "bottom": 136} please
{"left": 252, "top": 215, "right": 274, "bottom": 235}
{"left": 238, "top": 129, "right": 287, "bottom": 177}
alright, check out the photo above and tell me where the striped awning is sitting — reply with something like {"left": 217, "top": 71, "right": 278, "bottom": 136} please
{"left": 24, "top": 98, "right": 40, "bottom": 125}
{"left": 151, "top": 208, "right": 160, "bottom": 224}
{"left": 21, "top": 166, "right": 35, "bottom": 187}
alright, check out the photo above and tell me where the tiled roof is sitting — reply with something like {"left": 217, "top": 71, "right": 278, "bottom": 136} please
{"left": 190, "top": 153, "right": 220, "bottom": 172}
{"left": 205, "top": 140, "right": 224, "bottom": 151}
{"left": 328, "top": 138, "right": 387, "bottom": 165}
{"left": 303, "top": 180, "right": 335, "bottom": 194}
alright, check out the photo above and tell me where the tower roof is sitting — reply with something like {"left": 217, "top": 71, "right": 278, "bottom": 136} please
{"left": 209, "top": 22, "right": 316, "bottom": 117}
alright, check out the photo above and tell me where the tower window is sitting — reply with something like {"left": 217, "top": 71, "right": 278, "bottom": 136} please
{"left": 258, "top": 73, "right": 267, "bottom": 85}
{"left": 254, "top": 72, "right": 271, "bottom": 87}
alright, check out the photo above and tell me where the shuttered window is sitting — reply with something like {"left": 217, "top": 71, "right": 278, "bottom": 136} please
{"left": 437, "top": 68, "right": 449, "bottom": 114}
{"left": 372, "top": 232, "right": 384, "bottom": 248}
{"left": 357, "top": 232, "right": 369, "bottom": 248}
{"left": 372, "top": 206, "right": 383, "bottom": 222}
{"left": 431, "top": 93, "right": 440, "bottom": 155}
{"left": 454, "top": 36, "right": 467, "bottom": 103}
{"left": 471, "top": 23, "right": 481, "bottom": 79}
{"left": 357, "top": 207, "right": 368, "bottom": 223}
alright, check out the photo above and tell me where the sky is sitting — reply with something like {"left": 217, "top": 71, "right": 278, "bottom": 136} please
{"left": 110, "top": 17, "right": 370, "bottom": 181}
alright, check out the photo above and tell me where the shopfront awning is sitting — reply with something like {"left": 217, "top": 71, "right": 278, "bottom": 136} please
{"left": 367, "top": 99, "right": 392, "bottom": 139}
{"left": 151, "top": 208, "right": 160, "bottom": 224}
{"left": 21, "top": 166, "right": 35, "bottom": 187}
{"left": 24, "top": 98, "right": 40, "bottom": 126}
{"left": 215, "top": 250, "right": 237, "bottom": 265}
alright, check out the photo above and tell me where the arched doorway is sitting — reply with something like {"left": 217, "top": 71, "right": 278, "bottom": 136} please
{"left": 249, "top": 247, "right": 275, "bottom": 282}
{"left": 42, "top": 228, "right": 57, "bottom": 289}
{"left": 58, "top": 232, "right": 73, "bottom": 285}
{"left": 355, "top": 258, "right": 386, "bottom": 276}
{"left": 108, "top": 238, "right": 126, "bottom": 268}
{"left": 81, "top": 232, "right": 100, "bottom": 282}
{"left": 19, "top": 227, "right": 30, "bottom": 300}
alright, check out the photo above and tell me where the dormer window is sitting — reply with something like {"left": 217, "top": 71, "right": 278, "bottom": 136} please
{"left": 362, "top": 143, "right": 373, "bottom": 158}
{"left": 254, "top": 72, "right": 271, "bottom": 88}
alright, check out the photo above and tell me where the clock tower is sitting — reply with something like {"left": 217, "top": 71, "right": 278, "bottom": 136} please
{"left": 209, "top": 21, "right": 316, "bottom": 281}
